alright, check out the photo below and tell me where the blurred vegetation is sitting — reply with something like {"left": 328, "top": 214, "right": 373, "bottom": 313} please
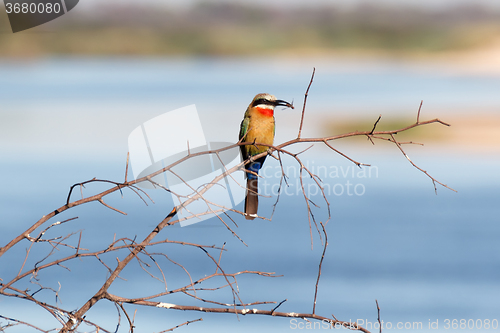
{"left": 1, "top": 3, "right": 500, "bottom": 57}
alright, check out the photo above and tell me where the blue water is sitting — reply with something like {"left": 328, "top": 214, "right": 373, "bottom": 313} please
{"left": 0, "top": 58, "right": 499, "bottom": 332}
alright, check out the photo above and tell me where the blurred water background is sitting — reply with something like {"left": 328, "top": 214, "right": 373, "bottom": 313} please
{"left": 1, "top": 1, "right": 499, "bottom": 332}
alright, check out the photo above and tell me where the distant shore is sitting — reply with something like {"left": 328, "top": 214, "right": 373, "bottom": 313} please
{"left": 1, "top": 2, "right": 500, "bottom": 66}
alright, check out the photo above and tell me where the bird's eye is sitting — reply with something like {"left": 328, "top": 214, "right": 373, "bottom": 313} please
{"left": 252, "top": 98, "right": 274, "bottom": 107}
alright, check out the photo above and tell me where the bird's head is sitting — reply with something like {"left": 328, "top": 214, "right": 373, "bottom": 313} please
{"left": 249, "top": 93, "right": 294, "bottom": 116}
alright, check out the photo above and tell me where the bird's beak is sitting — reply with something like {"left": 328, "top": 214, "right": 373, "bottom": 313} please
{"left": 274, "top": 99, "right": 294, "bottom": 109}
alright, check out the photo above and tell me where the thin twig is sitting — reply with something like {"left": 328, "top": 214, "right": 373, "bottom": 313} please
{"left": 298, "top": 67, "right": 315, "bottom": 139}
{"left": 271, "top": 299, "right": 287, "bottom": 313}
{"left": 416, "top": 100, "right": 423, "bottom": 123}
{"left": 215, "top": 242, "right": 226, "bottom": 274}
{"left": 370, "top": 115, "right": 382, "bottom": 135}
{"left": 159, "top": 318, "right": 203, "bottom": 333}
{"left": 323, "top": 140, "right": 370, "bottom": 167}
{"left": 125, "top": 152, "right": 130, "bottom": 183}
{"left": 389, "top": 133, "right": 456, "bottom": 193}
{"left": 313, "top": 222, "right": 328, "bottom": 314}
{"left": 98, "top": 198, "right": 127, "bottom": 215}
{"left": 376, "top": 299, "right": 382, "bottom": 333}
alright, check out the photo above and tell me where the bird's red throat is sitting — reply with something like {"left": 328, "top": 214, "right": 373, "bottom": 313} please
{"left": 256, "top": 107, "right": 274, "bottom": 117}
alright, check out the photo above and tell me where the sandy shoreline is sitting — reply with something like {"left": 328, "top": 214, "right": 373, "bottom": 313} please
{"left": 425, "top": 39, "right": 500, "bottom": 76}
{"left": 315, "top": 112, "right": 500, "bottom": 155}
{"left": 437, "top": 113, "right": 500, "bottom": 153}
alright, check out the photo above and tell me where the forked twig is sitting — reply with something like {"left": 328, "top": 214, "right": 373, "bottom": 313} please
{"left": 389, "top": 133, "right": 456, "bottom": 193}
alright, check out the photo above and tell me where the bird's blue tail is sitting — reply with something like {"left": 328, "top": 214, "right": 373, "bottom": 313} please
{"left": 246, "top": 156, "right": 267, "bottom": 180}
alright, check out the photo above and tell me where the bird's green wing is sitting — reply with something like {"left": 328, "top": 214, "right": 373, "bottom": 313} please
{"left": 239, "top": 116, "right": 250, "bottom": 162}
{"left": 239, "top": 116, "right": 250, "bottom": 141}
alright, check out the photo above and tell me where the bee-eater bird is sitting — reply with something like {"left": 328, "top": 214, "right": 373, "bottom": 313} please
{"left": 239, "top": 93, "right": 294, "bottom": 220}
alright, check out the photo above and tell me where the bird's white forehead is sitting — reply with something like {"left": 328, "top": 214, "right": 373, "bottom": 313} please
{"left": 253, "top": 93, "right": 276, "bottom": 102}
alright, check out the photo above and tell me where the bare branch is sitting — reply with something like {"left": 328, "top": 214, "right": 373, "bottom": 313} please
{"left": 137, "top": 300, "right": 370, "bottom": 333}
{"left": 0, "top": 69, "right": 455, "bottom": 333}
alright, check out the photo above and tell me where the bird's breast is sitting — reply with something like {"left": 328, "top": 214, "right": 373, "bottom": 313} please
{"left": 245, "top": 112, "right": 275, "bottom": 156}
